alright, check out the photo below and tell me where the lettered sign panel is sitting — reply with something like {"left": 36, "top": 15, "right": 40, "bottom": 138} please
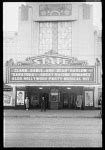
{"left": 6, "top": 51, "right": 96, "bottom": 85}
{"left": 8, "top": 67, "right": 96, "bottom": 84}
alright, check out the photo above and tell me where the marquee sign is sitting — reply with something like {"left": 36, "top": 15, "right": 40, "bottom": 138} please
{"left": 9, "top": 67, "right": 95, "bottom": 83}
{"left": 6, "top": 50, "right": 96, "bottom": 84}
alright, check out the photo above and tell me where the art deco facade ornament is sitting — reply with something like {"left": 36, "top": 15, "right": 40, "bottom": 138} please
{"left": 6, "top": 50, "right": 88, "bottom": 67}
{"left": 39, "top": 4, "right": 72, "bottom": 16}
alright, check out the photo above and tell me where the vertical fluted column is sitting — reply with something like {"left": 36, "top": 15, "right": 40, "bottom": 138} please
{"left": 52, "top": 22, "right": 58, "bottom": 52}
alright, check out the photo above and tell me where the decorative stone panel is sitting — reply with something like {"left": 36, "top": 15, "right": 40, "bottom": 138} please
{"left": 83, "top": 4, "right": 90, "bottom": 20}
{"left": 39, "top": 21, "right": 72, "bottom": 55}
{"left": 21, "top": 5, "right": 29, "bottom": 21}
{"left": 39, "top": 4, "right": 72, "bottom": 16}
{"left": 52, "top": 23, "right": 58, "bottom": 51}
{"left": 58, "top": 22, "right": 72, "bottom": 55}
{"left": 39, "top": 22, "right": 52, "bottom": 54}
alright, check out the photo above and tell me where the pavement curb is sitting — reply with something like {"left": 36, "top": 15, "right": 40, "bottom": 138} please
{"left": 4, "top": 115, "right": 101, "bottom": 118}
{"left": 4, "top": 110, "right": 101, "bottom": 118}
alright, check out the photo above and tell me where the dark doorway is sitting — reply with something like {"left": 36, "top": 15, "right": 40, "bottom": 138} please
{"left": 30, "top": 92, "right": 40, "bottom": 109}
{"left": 26, "top": 87, "right": 50, "bottom": 109}
{"left": 40, "top": 93, "right": 49, "bottom": 109}
{"left": 61, "top": 86, "right": 83, "bottom": 109}
{"left": 63, "top": 93, "right": 69, "bottom": 109}
{"left": 26, "top": 87, "right": 40, "bottom": 109}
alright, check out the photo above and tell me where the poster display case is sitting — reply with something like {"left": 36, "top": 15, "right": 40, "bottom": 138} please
{"left": 16, "top": 91, "right": 25, "bottom": 105}
{"left": 85, "top": 90, "right": 94, "bottom": 107}
{"left": 3, "top": 91, "right": 13, "bottom": 106}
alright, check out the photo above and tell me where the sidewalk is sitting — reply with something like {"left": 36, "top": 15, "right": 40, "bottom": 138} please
{"left": 3, "top": 109, "right": 101, "bottom": 118}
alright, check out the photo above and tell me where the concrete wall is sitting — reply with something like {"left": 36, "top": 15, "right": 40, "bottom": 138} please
{"left": 10, "top": 2, "right": 99, "bottom": 66}
{"left": 17, "top": 6, "right": 33, "bottom": 60}
{"left": 27, "top": 2, "right": 95, "bottom": 65}
{"left": 94, "top": 29, "right": 102, "bottom": 59}
{"left": 28, "top": 2, "right": 79, "bottom": 21}
{"left": 3, "top": 32, "right": 19, "bottom": 83}
{"left": 3, "top": 2, "right": 102, "bottom": 87}
{"left": 72, "top": 4, "right": 95, "bottom": 65}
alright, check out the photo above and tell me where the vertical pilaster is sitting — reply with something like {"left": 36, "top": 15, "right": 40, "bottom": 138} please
{"left": 94, "top": 87, "right": 98, "bottom": 108}
{"left": 52, "top": 22, "right": 58, "bottom": 52}
{"left": 12, "top": 86, "right": 16, "bottom": 106}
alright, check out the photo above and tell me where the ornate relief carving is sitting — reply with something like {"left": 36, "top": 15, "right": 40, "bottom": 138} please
{"left": 6, "top": 51, "right": 88, "bottom": 67}
{"left": 6, "top": 59, "right": 14, "bottom": 66}
{"left": 45, "top": 50, "right": 58, "bottom": 55}
{"left": 21, "top": 5, "right": 29, "bottom": 21}
{"left": 95, "top": 58, "right": 100, "bottom": 66}
{"left": 39, "top": 4, "right": 72, "bottom": 16}
{"left": 6, "top": 51, "right": 87, "bottom": 67}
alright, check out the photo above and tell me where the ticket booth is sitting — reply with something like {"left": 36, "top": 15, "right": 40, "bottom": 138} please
{"left": 49, "top": 88, "right": 60, "bottom": 109}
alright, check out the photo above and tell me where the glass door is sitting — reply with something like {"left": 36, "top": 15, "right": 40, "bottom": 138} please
{"left": 30, "top": 93, "right": 39, "bottom": 108}
{"left": 50, "top": 88, "right": 59, "bottom": 102}
{"left": 49, "top": 88, "right": 60, "bottom": 109}
{"left": 63, "top": 93, "right": 69, "bottom": 109}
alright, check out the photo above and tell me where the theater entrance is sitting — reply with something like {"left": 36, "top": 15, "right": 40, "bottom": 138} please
{"left": 62, "top": 93, "right": 77, "bottom": 109}
{"left": 63, "top": 94, "right": 69, "bottom": 109}
{"left": 25, "top": 86, "right": 84, "bottom": 109}
{"left": 61, "top": 86, "right": 83, "bottom": 109}
{"left": 26, "top": 87, "right": 50, "bottom": 109}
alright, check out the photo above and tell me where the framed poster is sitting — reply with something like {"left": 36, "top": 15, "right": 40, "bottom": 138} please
{"left": 85, "top": 91, "right": 93, "bottom": 106}
{"left": 17, "top": 91, "right": 24, "bottom": 105}
{"left": 3, "top": 91, "right": 13, "bottom": 106}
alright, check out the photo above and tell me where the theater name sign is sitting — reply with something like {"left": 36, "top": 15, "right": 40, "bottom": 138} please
{"left": 6, "top": 51, "right": 96, "bottom": 84}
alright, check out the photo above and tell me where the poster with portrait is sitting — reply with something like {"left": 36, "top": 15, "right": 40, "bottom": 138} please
{"left": 17, "top": 91, "right": 24, "bottom": 105}
{"left": 85, "top": 91, "right": 93, "bottom": 106}
{"left": 3, "top": 91, "right": 13, "bottom": 106}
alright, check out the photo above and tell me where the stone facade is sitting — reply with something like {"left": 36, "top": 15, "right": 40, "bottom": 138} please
{"left": 17, "top": 2, "right": 96, "bottom": 64}
{"left": 4, "top": 2, "right": 102, "bottom": 80}
{"left": 3, "top": 2, "right": 102, "bottom": 108}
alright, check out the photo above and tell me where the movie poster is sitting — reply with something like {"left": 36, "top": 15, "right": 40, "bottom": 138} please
{"left": 85, "top": 91, "right": 93, "bottom": 106}
{"left": 17, "top": 91, "right": 24, "bottom": 105}
{"left": 3, "top": 91, "right": 13, "bottom": 106}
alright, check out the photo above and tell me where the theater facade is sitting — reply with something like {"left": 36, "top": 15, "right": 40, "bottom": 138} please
{"left": 4, "top": 2, "right": 102, "bottom": 109}
{"left": 5, "top": 50, "right": 101, "bottom": 109}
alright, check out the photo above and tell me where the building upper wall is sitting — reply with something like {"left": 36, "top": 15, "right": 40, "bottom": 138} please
{"left": 18, "top": 2, "right": 93, "bottom": 57}
{"left": 3, "top": 2, "right": 102, "bottom": 83}
{"left": 26, "top": 2, "right": 93, "bottom": 22}
{"left": 4, "top": 3, "right": 100, "bottom": 64}
{"left": 28, "top": 2, "right": 78, "bottom": 21}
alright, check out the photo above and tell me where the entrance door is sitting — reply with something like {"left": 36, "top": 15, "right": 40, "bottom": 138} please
{"left": 62, "top": 93, "right": 76, "bottom": 109}
{"left": 30, "top": 93, "right": 40, "bottom": 109}
{"left": 49, "top": 88, "right": 60, "bottom": 109}
{"left": 63, "top": 94, "right": 69, "bottom": 109}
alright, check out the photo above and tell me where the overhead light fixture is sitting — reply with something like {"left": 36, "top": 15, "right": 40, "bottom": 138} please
{"left": 39, "top": 87, "right": 43, "bottom": 90}
{"left": 67, "top": 87, "right": 71, "bottom": 90}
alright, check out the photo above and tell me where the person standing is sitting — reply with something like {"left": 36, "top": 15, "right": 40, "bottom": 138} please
{"left": 98, "top": 96, "right": 102, "bottom": 109}
{"left": 41, "top": 96, "right": 44, "bottom": 111}
{"left": 25, "top": 97, "right": 29, "bottom": 110}
{"left": 44, "top": 96, "right": 47, "bottom": 112}
{"left": 76, "top": 95, "right": 82, "bottom": 110}
{"left": 41, "top": 96, "right": 46, "bottom": 112}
